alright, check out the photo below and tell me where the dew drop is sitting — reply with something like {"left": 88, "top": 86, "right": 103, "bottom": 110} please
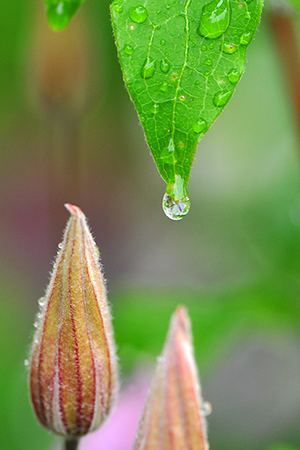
{"left": 162, "top": 194, "right": 190, "bottom": 220}
{"left": 213, "top": 89, "right": 232, "bottom": 106}
{"left": 160, "top": 58, "right": 170, "bottom": 73}
{"left": 38, "top": 297, "right": 45, "bottom": 307}
{"left": 197, "top": 0, "right": 231, "bottom": 39}
{"left": 58, "top": 242, "right": 63, "bottom": 249}
{"left": 46, "top": 1, "right": 71, "bottom": 31}
{"left": 222, "top": 41, "right": 239, "bottom": 54}
{"left": 124, "top": 44, "right": 134, "bottom": 55}
{"left": 202, "top": 401, "right": 213, "bottom": 417}
{"left": 24, "top": 359, "right": 29, "bottom": 367}
{"left": 162, "top": 175, "right": 190, "bottom": 220}
{"left": 160, "top": 38, "right": 166, "bottom": 45}
{"left": 151, "top": 103, "right": 159, "bottom": 114}
{"left": 228, "top": 68, "right": 240, "bottom": 83}
{"left": 193, "top": 118, "right": 207, "bottom": 133}
{"left": 141, "top": 57, "right": 156, "bottom": 79}
{"left": 111, "top": 0, "right": 123, "bottom": 12}
{"left": 240, "top": 31, "right": 252, "bottom": 45}
{"left": 160, "top": 81, "right": 168, "bottom": 92}
{"left": 129, "top": 5, "right": 148, "bottom": 23}
{"left": 205, "top": 58, "right": 212, "bottom": 66}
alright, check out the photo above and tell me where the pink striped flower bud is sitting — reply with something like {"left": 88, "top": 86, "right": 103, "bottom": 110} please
{"left": 134, "top": 306, "right": 210, "bottom": 450}
{"left": 29, "top": 204, "right": 118, "bottom": 437}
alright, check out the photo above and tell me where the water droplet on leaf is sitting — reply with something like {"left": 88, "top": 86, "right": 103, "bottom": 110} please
{"left": 228, "top": 68, "right": 240, "bottom": 83}
{"left": 202, "top": 401, "right": 212, "bottom": 416}
{"left": 160, "top": 58, "right": 170, "bottom": 73}
{"left": 222, "top": 41, "right": 239, "bottom": 54}
{"left": 141, "top": 57, "right": 156, "bottom": 79}
{"left": 197, "top": 0, "right": 231, "bottom": 39}
{"left": 151, "top": 103, "right": 159, "bottom": 114}
{"left": 209, "top": 42, "right": 214, "bottom": 49}
{"left": 205, "top": 58, "right": 212, "bottom": 66}
{"left": 240, "top": 31, "right": 252, "bottom": 45}
{"left": 213, "top": 89, "right": 232, "bottom": 106}
{"left": 193, "top": 118, "right": 207, "bottom": 133}
{"left": 38, "top": 297, "right": 45, "bottom": 307}
{"left": 160, "top": 39, "right": 166, "bottom": 45}
{"left": 160, "top": 81, "right": 168, "bottom": 92}
{"left": 129, "top": 5, "right": 148, "bottom": 23}
{"left": 112, "top": 0, "right": 123, "bottom": 13}
{"left": 24, "top": 359, "right": 29, "bottom": 367}
{"left": 124, "top": 44, "right": 134, "bottom": 55}
{"left": 201, "top": 44, "right": 207, "bottom": 51}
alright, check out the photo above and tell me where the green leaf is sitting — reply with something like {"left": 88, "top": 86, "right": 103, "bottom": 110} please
{"left": 44, "top": 0, "right": 85, "bottom": 31}
{"left": 111, "top": 0, "right": 263, "bottom": 219}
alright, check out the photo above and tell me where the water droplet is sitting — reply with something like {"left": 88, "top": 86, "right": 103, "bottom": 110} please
{"left": 141, "top": 57, "right": 156, "bottom": 79}
{"left": 156, "top": 9, "right": 161, "bottom": 14}
{"left": 213, "top": 89, "right": 232, "bottom": 106}
{"left": 201, "top": 44, "right": 207, "bottom": 51}
{"left": 160, "top": 39, "right": 166, "bottom": 45}
{"left": 58, "top": 242, "right": 63, "bottom": 249}
{"left": 205, "top": 58, "right": 212, "bottom": 66}
{"left": 166, "top": 3, "right": 171, "bottom": 9}
{"left": 209, "top": 42, "right": 214, "bottom": 49}
{"left": 193, "top": 118, "right": 207, "bottom": 133}
{"left": 197, "top": 0, "right": 231, "bottom": 39}
{"left": 202, "top": 401, "right": 212, "bottom": 416}
{"left": 111, "top": 0, "right": 123, "bottom": 12}
{"left": 180, "top": 94, "right": 185, "bottom": 100}
{"left": 24, "top": 359, "right": 29, "bottom": 367}
{"left": 124, "top": 44, "right": 134, "bottom": 55}
{"left": 160, "top": 138, "right": 175, "bottom": 163}
{"left": 160, "top": 81, "right": 168, "bottom": 92}
{"left": 129, "top": 5, "right": 148, "bottom": 23}
{"left": 228, "top": 68, "right": 240, "bottom": 83}
{"left": 38, "top": 297, "right": 45, "bottom": 307}
{"left": 34, "top": 321, "right": 39, "bottom": 329}
{"left": 240, "top": 31, "right": 252, "bottom": 45}
{"left": 245, "top": 11, "right": 252, "bottom": 19}
{"left": 222, "top": 41, "right": 239, "bottom": 54}
{"left": 204, "top": 70, "right": 211, "bottom": 78}
{"left": 160, "top": 58, "right": 170, "bottom": 73}
{"left": 46, "top": 1, "right": 73, "bottom": 31}
{"left": 130, "top": 24, "right": 134, "bottom": 30}
{"left": 151, "top": 103, "right": 159, "bottom": 114}
{"left": 162, "top": 175, "right": 190, "bottom": 220}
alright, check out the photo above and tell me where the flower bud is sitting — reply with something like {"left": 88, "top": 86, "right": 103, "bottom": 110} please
{"left": 134, "top": 306, "right": 210, "bottom": 450}
{"left": 29, "top": 204, "right": 118, "bottom": 437}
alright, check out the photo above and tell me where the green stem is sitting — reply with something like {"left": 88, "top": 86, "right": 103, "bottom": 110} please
{"left": 64, "top": 438, "right": 80, "bottom": 450}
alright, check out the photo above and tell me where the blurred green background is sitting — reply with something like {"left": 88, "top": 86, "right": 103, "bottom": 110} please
{"left": 1, "top": 0, "right": 300, "bottom": 449}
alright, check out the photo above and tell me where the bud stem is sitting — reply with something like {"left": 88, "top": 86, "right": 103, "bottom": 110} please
{"left": 65, "top": 438, "right": 79, "bottom": 450}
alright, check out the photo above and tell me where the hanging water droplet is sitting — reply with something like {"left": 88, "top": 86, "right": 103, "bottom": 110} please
{"left": 160, "top": 39, "right": 166, "bottom": 45}
{"left": 24, "top": 359, "right": 29, "bottom": 367}
{"left": 162, "top": 175, "right": 190, "bottom": 220}
{"left": 58, "top": 242, "right": 63, "bottom": 249}
{"left": 197, "top": 0, "right": 231, "bottom": 39}
{"left": 193, "top": 118, "right": 207, "bottom": 133}
{"left": 213, "top": 89, "right": 232, "bottom": 106}
{"left": 124, "top": 44, "right": 134, "bottom": 55}
{"left": 228, "top": 68, "right": 240, "bottom": 84}
{"left": 240, "top": 31, "right": 252, "bottom": 45}
{"left": 160, "top": 58, "right": 170, "bottom": 73}
{"left": 205, "top": 58, "right": 212, "bottom": 66}
{"left": 129, "top": 5, "right": 148, "bottom": 23}
{"left": 46, "top": 1, "right": 72, "bottom": 31}
{"left": 221, "top": 41, "right": 239, "bottom": 54}
{"left": 111, "top": 0, "right": 123, "bottom": 12}
{"left": 202, "top": 401, "right": 213, "bottom": 417}
{"left": 141, "top": 57, "right": 156, "bottom": 79}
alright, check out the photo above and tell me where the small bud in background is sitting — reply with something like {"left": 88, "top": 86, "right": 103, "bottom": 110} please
{"left": 29, "top": 204, "right": 118, "bottom": 438}
{"left": 134, "top": 306, "right": 210, "bottom": 450}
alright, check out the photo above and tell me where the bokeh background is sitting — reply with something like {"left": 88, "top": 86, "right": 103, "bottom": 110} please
{"left": 1, "top": 0, "right": 300, "bottom": 449}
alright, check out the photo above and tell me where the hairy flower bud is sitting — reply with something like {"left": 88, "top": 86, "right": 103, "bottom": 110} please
{"left": 29, "top": 204, "right": 118, "bottom": 437}
{"left": 134, "top": 306, "right": 210, "bottom": 450}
